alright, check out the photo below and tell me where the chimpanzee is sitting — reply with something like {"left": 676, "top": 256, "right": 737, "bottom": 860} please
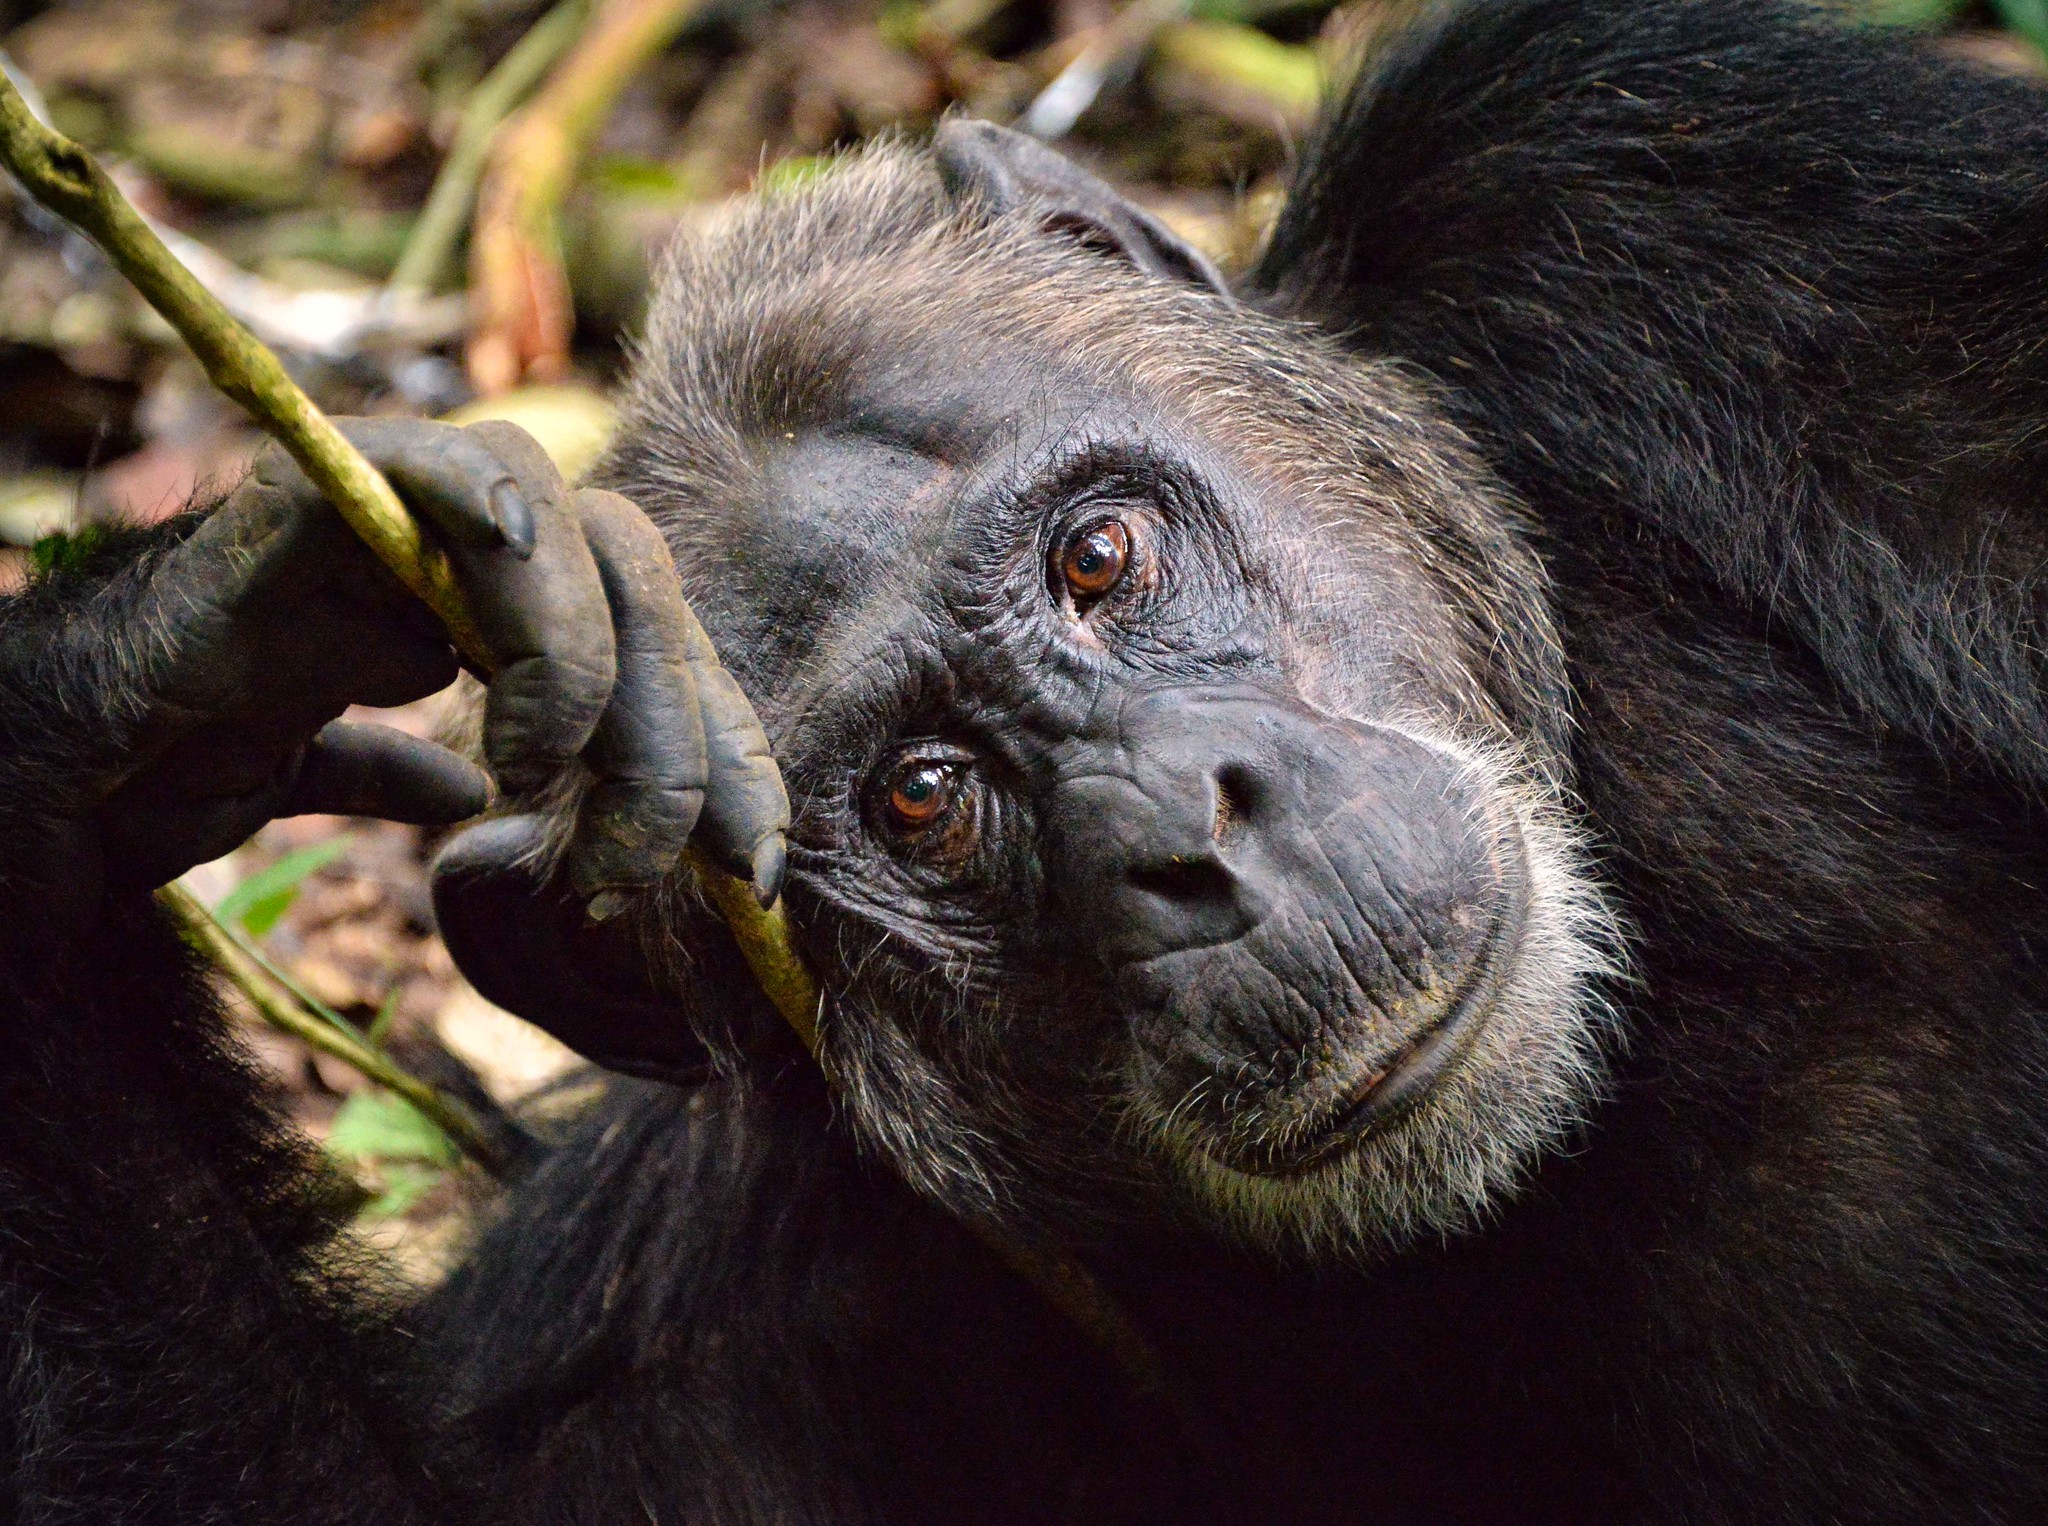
{"left": 4, "top": 0, "right": 2048, "bottom": 1520}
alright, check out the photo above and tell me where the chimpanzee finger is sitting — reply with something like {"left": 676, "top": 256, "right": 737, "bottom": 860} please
{"left": 328, "top": 417, "right": 537, "bottom": 556}
{"left": 441, "top": 420, "right": 618, "bottom": 794}
{"left": 564, "top": 490, "right": 709, "bottom": 898}
{"left": 673, "top": 599, "right": 791, "bottom": 905}
{"left": 286, "top": 721, "right": 494, "bottom": 824}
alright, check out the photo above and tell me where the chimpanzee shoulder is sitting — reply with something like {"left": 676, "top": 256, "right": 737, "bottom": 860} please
{"left": 1239, "top": 1, "right": 2048, "bottom": 1518}
{"left": 1257, "top": 0, "right": 2048, "bottom": 788}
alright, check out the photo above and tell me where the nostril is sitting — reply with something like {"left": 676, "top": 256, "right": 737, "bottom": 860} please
{"left": 1130, "top": 854, "right": 1237, "bottom": 907}
{"left": 1213, "top": 765, "right": 1259, "bottom": 845}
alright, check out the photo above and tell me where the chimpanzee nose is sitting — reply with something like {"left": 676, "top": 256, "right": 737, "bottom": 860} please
{"left": 1045, "top": 693, "right": 1277, "bottom": 967}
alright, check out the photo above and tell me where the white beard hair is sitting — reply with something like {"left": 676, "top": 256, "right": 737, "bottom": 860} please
{"left": 1127, "top": 726, "right": 1629, "bottom": 1263}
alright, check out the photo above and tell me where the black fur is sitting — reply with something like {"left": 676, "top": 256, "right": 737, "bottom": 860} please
{"left": 1246, "top": 1, "right": 2048, "bottom": 1515}
{"left": 5, "top": 2, "right": 2048, "bottom": 1522}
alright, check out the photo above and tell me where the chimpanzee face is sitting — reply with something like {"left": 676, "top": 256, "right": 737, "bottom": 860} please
{"left": 599, "top": 136, "right": 1621, "bottom": 1259}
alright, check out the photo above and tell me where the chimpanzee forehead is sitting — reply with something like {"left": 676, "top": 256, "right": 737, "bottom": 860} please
{"left": 753, "top": 430, "right": 957, "bottom": 601}
{"left": 691, "top": 362, "right": 1159, "bottom": 685}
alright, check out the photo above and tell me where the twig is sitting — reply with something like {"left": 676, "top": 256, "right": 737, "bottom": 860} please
{"left": 0, "top": 64, "right": 825, "bottom": 1066}
{"left": 5, "top": 41, "right": 1172, "bottom": 1417}
{"left": 1019, "top": 0, "right": 1191, "bottom": 141}
{"left": 159, "top": 883, "right": 513, "bottom": 1175}
{"left": 468, "top": 0, "right": 704, "bottom": 392}
{"left": 0, "top": 68, "right": 487, "bottom": 658}
{"left": 391, "top": 0, "right": 593, "bottom": 295}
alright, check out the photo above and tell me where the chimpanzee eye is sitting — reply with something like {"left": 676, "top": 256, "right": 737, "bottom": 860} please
{"left": 1057, "top": 519, "right": 1131, "bottom": 608}
{"left": 875, "top": 752, "right": 986, "bottom": 870}
{"left": 885, "top": 759, "right": 959, "bottom": 833}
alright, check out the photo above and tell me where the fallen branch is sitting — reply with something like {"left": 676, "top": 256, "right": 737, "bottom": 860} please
{"left": 0, "top": 63, "right": 823, "bottom": 1064}
{"left": 468, "top": 0, "right": 705, "bottom": 392}
{"left": 390, "top": 0, "right": 593, "bottom": 296}
{"left": 160, "top": 883, "right": 513, "bottom": 1174}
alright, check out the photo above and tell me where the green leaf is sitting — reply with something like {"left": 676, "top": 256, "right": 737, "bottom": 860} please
{"left": 215, "top": 835, "right": 353, "bottom": 937}
{"left": 757, "top": 155, "right": 837, "bottom": 197}
{"left": 1853, "top": 0, "right": 1963, "bottom": 27}
{"left": 1189, "top": 0, "right": 1332, "bottom": 24}
{"left": 1991, "top": 0, "right": 2048, "bottom": 54}
{"left": 359, "top": 1161, "right": 445, "bottom": 1222}
{"left": 27, "top": 524, "right": 106, "bottom": 576}
{"left": 326, "top": 1090, "right": 461, "bottom": 1169}
{"left": 585, "top": 154, "right": 691, "bottom": 199}
{"left": 1153, "top": 21, "right": 1323, "bottom": 122}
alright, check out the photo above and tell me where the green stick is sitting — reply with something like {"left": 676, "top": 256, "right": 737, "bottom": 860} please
{"left": 0, "top": 54, "right": 1169, "bottom": 1411}
{"left": 0, "top": 74, "right": 485, "bottom": 658}
{"left": 0, "top": 67, "right": 823, "bottom": 1053}
{"left": 160, "top": 883, "right": 511, "bottom": 1174}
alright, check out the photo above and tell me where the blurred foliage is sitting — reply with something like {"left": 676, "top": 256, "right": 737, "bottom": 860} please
{"left": 216, "top": 834, "right": 355, "bottom": 937}
{"left": 445, "top": 379, "right": 617, "bottom": 479}
{"left": 201, "top": 827, "right": 477, "bottom": 1223}
{"left": 326, "top": 1089, "right": 460, "bottom": 1219}
{"left": 1992, "top": 0, "right": 2048, "bottom": 53}
{"left": 0, "top": 0, "right": 2024, "bottom": 524}
{"left": 26, "top": 522, "right": 106, "bottom": 574}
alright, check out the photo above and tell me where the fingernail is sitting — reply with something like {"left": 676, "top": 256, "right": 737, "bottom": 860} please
{"left": 751, "top": 835, "right": 787, "bottom": 908}
{"left": 585, "top": 889, "right": 629, "bottom": 923}
{"left": 490, "top": 479, "right": 536, "bottom": 559}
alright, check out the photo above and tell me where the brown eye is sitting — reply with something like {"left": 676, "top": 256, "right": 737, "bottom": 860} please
{"left": 879, "top": 755, "right": 984, "bottom": 868}
{"left": 1059, "top": 519, "right": 1131, "bottom": 605}
{"left": 887, "top": 761, "right": 957, "bottom": 832}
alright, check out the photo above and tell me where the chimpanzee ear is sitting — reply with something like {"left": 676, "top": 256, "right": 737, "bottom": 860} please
{"left": 430, "top": 816, "right": 709, "bottom": 1083}
{"left": 933, "top": 117, "right": 1232, "bottom": 298}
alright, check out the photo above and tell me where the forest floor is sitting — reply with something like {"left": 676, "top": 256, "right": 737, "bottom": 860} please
{"left": 1, "top": 0, "right": 2038, "bottom": 1279}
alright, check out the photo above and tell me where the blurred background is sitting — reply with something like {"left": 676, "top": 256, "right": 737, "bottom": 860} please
{"left": 0, "top": 0, "right": 2038, "bottom": 1277}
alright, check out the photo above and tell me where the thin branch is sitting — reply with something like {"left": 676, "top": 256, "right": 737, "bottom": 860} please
{"left": 0, "top": 64, "right": 824, "bottom": 1064}
{"left": 0, "top": 66, "right": 488, "bottom": 660}
{"left": 159, "top": 883, "right": 513, "bottom": 1176}
{"left": 2, "top": 46, "right": 1165, "bottom": 1409}
{"left": 390, "top": 0, "right": 594, "bottom": 295}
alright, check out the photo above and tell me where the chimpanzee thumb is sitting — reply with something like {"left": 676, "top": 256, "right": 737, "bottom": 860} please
{"left": 287, "top": 721, "right": 493, "bottom": 825}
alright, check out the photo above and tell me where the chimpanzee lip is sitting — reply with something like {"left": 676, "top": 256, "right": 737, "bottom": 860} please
{"left": 1218, "top": 825, "right": 1530, "bottom": 1180}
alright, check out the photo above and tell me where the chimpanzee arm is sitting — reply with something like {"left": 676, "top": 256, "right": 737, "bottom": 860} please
{"left": 0, "top": 897, "right": 478, "bottom": 1519}
{"left": 1255, "top": 0, "right": 2048, "bottom": 787}
{"left": 421, "top": 1069, "right": 1190, "bottom": 1526}
{"left": 0, "top": 419, "right": 789, "bottom": 1519}
{"left": 0, "top": 517, "right": 481, "bottom": 1519}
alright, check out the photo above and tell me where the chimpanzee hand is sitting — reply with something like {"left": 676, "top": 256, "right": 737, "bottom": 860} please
{"left": 0, "top": 417, "right": 787, "bottom": 930}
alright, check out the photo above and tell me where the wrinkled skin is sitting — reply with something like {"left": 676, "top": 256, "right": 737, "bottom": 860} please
{"left": 593, "top": 347, "right": 1597, "bottom": 1246}
{"left": 537, "top": 129, "right": 1612, "bottom": 1258}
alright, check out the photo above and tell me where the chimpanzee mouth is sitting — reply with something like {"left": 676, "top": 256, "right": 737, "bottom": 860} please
{"left": 1278, "top": 898, "right": 1524, "bottom": 1175}
{"left": 1200, "top": 831, "right": 1533, "bottom": 1181}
